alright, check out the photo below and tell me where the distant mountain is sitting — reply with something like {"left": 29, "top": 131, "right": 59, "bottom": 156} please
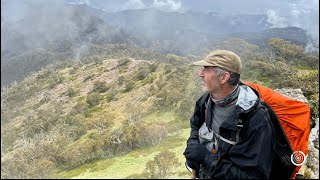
{"left": 81, "top": 6, "right": 309, "bottom": 54}
{"left": 89, "top": 8, "right": 270, "bottom": 39}
{"left": 229, "top": 27, "right": 309, "bottom": 48}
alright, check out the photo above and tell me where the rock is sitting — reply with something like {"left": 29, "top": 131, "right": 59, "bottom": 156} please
{"left": 275, "top": 88, "right": 308, "bottom": 103}
{"left": 298, "top": 165, "right": 316, "bottom": 179}
{"left": 306, "top": 118, "right": 319, "bottom": 179}
{"left": 309, "top": 118, "right": 319, "bottom": 149}
{"left": 306, "top": 140, "right": 319, "bottom": 179}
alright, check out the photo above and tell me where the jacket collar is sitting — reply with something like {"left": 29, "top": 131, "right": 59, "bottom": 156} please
{"left": 236, "top": 84, "right": 258, "bottom": 111}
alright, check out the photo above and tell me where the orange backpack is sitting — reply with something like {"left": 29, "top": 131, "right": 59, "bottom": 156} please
{"left": 244, "top": 82, "right": 311, "bottom": 179}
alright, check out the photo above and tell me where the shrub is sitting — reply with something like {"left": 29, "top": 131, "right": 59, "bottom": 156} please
{"left": 140, "top": 124, "right": 167, "bottom": 146}
{"left": 144, "top": 150, "right": 179, "bottom": 179}
{"left": 149, "top": 63, "right": 158, "bottom": 72}
{"left": 118, "top": 58, "right": 130, "bottom": 67}
{"left": 309, "top": 93, "right": 319, "bottom": 121}
{"left": 65, "top": 115, "right": 87, "bottom": 140}
{"left": 93, "top": 56, "right": 103, "bottom": 65}
{"left": 63, "top": 138, "right": 97, "bottom": 169}
{"left": 135, "top": 70, "right": 148, "bottom": 81}
{"left": 66, "top": 87, "right": 78, "bottom": 97}
{"left": 70, "top": 101, "right": 89, "bottom": 116}
{"left": 85, "top": 114, "right": 114, "bottom": 131}
{"left": 92, "top": 81, "right": 109, "bottom": 93}
{"left": 83, "top": 74, "right": 94, "bottom": 82}
{"left": 48, "top": 74, "right": 64, "bottom": 89}
{"left": 122, "top": 80, "right": 134, "bottom": 93}
{"left": 86, "top": 92, "right": 101, "bottom": 107}
{"left": 105, "top": 92, "right": 116, "bottom": 102}
{"left": 27, "top": 158, "right": 56, "bottom": 179}
{"left": 122, "top": 124, "right": 142, "bottom": 150}
{"left": 117, "top": 76, "right": 125, "bottom": 85}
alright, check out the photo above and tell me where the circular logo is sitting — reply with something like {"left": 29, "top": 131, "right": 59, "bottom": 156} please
{"left": 291, "top": 151, "right": 306, "bottom": 166}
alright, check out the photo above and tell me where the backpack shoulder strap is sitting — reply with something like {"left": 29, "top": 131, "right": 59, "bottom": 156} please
{"left": 201, "top": 91, "right": 210, "bottom": 124}
{"left": 260, "top": 101, "right": 293, "bottom": 152}
{"left": 200, "top": 91, "right": 210, "bottom": 107}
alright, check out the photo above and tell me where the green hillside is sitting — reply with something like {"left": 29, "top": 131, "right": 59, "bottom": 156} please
{"left": 1, "top": 55, "right": 203, "bottom": 178}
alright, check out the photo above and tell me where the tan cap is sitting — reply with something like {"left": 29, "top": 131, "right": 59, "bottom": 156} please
{"left": 193, "top": 50, "right": 242, "bottom": 74}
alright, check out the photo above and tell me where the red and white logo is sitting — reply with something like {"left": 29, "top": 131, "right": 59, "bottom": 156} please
{"left": 291, "top": 151, "right": 306, "bottom": 166}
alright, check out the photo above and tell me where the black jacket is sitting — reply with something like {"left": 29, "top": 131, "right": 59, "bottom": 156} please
{"left": 187, "top": 84, "right": 276, "bottom": 179}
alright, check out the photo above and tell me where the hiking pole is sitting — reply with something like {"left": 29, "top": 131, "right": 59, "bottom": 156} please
{"left": 191, "top": 170, "right": 197, "bottom": 179}
{"left": 185, "top": 161, "right": 198, "bottom": 179}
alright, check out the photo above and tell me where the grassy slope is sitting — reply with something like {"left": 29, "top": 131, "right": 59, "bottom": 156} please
{"left": 2, "top": 57, "right": 199, "bottom": 179}
{"left": 52, "top": 127, "right": 191, "bottom": 179}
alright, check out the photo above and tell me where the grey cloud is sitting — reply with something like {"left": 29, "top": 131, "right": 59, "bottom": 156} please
{"left": 266, "top": 0, "right": 319, "bottom": 50}
{"left": 121, "top": 0, "right": 146, "bottom": 11}
{"left": 150, "top": 0, "right": 181, "bottom": 12}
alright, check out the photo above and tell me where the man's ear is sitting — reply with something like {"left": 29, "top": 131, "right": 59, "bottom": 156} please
{"left": 220, "top": 72, "right": 231, "bottom": 84}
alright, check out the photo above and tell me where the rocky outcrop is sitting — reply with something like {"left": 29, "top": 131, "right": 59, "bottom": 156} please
{"left": 276, "top": 88, "right": 309, "bottom": 103}
{"left": 276, "top": 88, "right": 319, "bottom": 179}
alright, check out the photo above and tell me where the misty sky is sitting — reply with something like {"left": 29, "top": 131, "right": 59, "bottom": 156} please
{"left": 2, "top": 0, "right": 319, "bottom": 42}
{"left": 3, "top": 0, "right": 319, "bottom": 17}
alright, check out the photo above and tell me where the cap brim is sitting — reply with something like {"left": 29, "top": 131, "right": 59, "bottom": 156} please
{"left": 193, "top": 60, "right": 214, "bottom": 66}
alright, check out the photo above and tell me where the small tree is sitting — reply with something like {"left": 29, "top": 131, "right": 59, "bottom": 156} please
{"left": 144, "top": 150, "right": 179, "bottom": 179}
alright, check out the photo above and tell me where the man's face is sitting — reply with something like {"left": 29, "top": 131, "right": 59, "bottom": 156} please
{"left": 198, "top": 66, "right": 223, "bottom": 93}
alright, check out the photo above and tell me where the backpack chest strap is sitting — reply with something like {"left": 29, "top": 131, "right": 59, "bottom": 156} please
{"left": 213, "top": 132, "right": 238, "bottom": 145}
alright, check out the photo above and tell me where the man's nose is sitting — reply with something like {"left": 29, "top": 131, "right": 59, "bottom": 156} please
{"left": 198, "top": 69, "right": 204, "bottom": 77}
